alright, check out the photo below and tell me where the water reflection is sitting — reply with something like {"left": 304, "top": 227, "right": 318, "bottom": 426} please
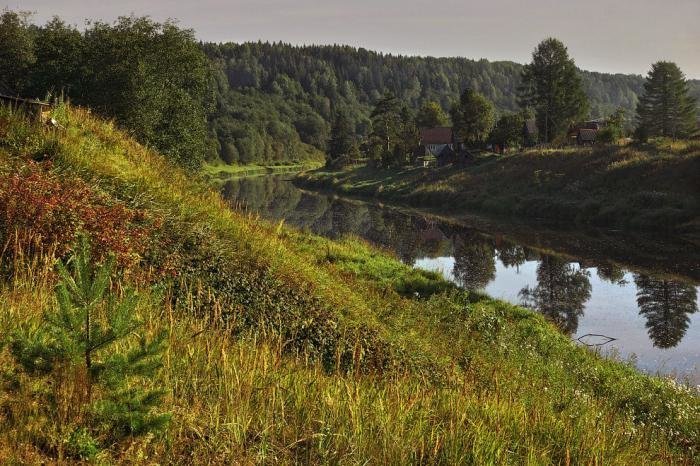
{"left": 453, "top": 234, "right": 496, "bottom": 290}
{"left": 219, "top": 175, "right": 700, "bottom": 379}
{"left": 496, "top": 243, "right": 529, "bottom": 270}
{"left": 634, "top": 274, "right": 698, "bottom": 348}
{"left": 596, "top": 264, "right": 627, "bottom": 285}
{"left": 519, "top": 255, "right": 592, "bottom": 335}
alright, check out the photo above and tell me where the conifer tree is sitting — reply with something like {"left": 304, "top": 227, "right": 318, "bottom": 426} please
{"left": 369, "top": 93, "right": 403, "bottom": 167}
{"left": 328, "top": 109, "right": 354, "bottom": 161}
{"left": 518, "top": 38, "right": 589, "bottom": 143}
{"left": 395, "top": 106, "right": 420, "bottom": 165}
{"left": 8, "top": 236, "right": 170, "bottom": 459}
{"left": 635, "top": 61, "right": 698, "bottom": 140}
{"left": 370, "top": 92, "right": 403, "bottom": 151}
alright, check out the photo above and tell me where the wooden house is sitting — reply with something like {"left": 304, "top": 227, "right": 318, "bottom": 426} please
{"left": 419, "top": 127, "right": 457, "bottom": 156}
{"left": 568, "top": 119, "right": 605, "bottom": 145}
{"left": 576, "top": 128, "right": 597, "bottom": 145}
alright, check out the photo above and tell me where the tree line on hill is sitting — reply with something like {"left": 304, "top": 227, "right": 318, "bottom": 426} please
{"left": 1, "top": 10, "right": 698, "bottom": 170}
{"left": 206, "top": 40, "right": 699, "bottom": 167}
{"left": 0, "top": 11, "right": 212, "bottom": 170}
{"left": 328, "top": 38, "right": 698, "bottom": 168}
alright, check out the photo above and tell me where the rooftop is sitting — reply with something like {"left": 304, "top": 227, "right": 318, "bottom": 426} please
{"left": 420, "top": 126, "right": 453, "bottom": 145}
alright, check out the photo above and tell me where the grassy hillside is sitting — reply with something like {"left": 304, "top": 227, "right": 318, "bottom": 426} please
{"left": 298, "top": 143, "right": 700, "bottom": 235}
{"left": 0, "top": 105, "right": 698, "bottom": 463}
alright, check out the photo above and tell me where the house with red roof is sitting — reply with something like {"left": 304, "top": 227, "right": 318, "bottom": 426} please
{"left": 419, "top": 126, "right": 456, "bottom": 157}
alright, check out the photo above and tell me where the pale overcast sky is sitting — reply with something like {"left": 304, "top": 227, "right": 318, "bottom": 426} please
{"left": 6, "top": 0, "right": 700, "bottom": 78}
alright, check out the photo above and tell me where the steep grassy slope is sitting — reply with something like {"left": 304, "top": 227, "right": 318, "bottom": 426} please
{"left": 298, "top": 143, "right": 700, "bottom": 234}
{"left": 0, "top": 105, "right": 698, "bottom": 463}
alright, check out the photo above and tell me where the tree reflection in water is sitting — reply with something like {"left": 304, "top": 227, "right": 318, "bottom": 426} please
{"left": 497, "top": 242, "right": 530, "bottom": 270}
{"left": 519, "top": 255, "right": 592, "bottom": 335}
{"left": 634, "top": 274, "right": 698, "bottom": 348}
{"left": 452, "top": 234, "right": 496, "bottom": 290}
{"left": 596, "top": 263, "right": 628, "bottom": 285}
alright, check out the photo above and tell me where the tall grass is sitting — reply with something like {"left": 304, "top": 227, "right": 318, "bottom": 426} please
{"left": 0, "top": 105, "right": 698, "bottom": 463}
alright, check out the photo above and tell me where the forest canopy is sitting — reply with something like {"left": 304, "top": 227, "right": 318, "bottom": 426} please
{"left": 2, "top": 10, "right": 699, "bottom": 167}
{"left": 0, "top": 11, "right": 211, "bottom": 170}
{"left": 205, "top": 42, "right": 700, "bottom": 164}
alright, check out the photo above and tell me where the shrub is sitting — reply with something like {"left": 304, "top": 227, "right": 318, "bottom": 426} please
{"left": 0, "top": 161, "right": 159, "bottom": 267}
{"left": 598, "top": 126, "right": 622, "bottom": 144}
{"left": 627, "top": 191, "right": 671, "bottom": 209}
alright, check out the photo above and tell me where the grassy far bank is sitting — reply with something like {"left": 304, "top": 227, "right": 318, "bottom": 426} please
{"left": 0, "top": 105, "right": 698, "bottom": 463}
{"left": 297, "top": 142, "right": 700, "bottom": 235}
{"left": 204, "top": 161, "right": 324, "bottom": 179}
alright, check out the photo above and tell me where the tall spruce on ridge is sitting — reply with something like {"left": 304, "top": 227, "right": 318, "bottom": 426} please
{"left": 635, "top": 61, "right": 698, "bottom": 140}
{"left": 368, "top": 93, "right": 403, "bottom": 166}
{"left": 518, "top": 38, "right": 589, "bottom": 143}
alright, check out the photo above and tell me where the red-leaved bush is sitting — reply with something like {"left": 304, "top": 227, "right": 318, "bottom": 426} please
{"left": 0, "top": 161, "right": 159, "bottom": 267}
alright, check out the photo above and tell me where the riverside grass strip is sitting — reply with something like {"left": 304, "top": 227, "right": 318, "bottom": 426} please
{"left": 297, "top": 141, "right": 700, "bottom": 235}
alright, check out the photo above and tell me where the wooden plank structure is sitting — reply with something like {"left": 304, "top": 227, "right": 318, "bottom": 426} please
{"left": 0, "top": 94, "right": 52, "bottom": 122}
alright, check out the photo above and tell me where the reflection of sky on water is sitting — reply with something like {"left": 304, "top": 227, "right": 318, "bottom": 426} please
{"left": 415, "top": 256, "right": 700, "bottom": 384}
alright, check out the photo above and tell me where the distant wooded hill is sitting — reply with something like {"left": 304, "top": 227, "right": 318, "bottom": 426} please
{"left": 204, "top": 41, "right": 700, "bottom": 165}
{"left": 5, "top": 10, "right": 697, "bottom": 169}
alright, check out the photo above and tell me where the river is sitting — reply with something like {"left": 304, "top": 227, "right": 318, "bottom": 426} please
{"left": 219, "top": 174, "right": 700, "bottom": 384}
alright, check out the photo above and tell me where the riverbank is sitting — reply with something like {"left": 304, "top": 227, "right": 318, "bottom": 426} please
{"left": 1, "top": 105, "right": 698, "bottom": 463}
{"left": 204, "top": 161, "right": 323, "bottom": 179}
{"left": 220, "top": 174, "right": 700, "bottom": 381}
{"left": 297, "top": 142, "right": 700, "bottom": 235}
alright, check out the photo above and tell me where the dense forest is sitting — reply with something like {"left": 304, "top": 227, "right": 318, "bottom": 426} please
{"left": 205, "top": 42, "right": 700, "bottom": 164}
{"left": 0, "top": 13, "right": 212, "bottom": 170}
{"left": 2, "top": 10, "right": 699, "bottom": 167}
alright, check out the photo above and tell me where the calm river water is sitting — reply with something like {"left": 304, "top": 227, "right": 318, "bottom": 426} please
{"left": 219, "top": 175, "right": 700, "bottom": 384}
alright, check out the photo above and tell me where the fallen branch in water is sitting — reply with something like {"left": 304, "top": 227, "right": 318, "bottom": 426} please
{"left": 576, "top": 334, "right": 617, "bottom": 346}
